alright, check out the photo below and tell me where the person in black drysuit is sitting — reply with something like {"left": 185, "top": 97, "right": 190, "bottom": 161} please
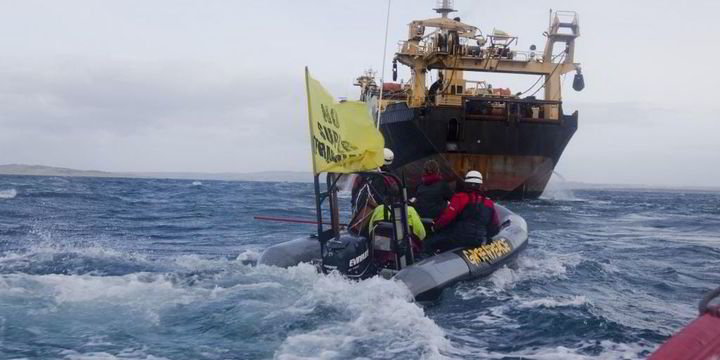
{"left": 413, "top": 159, "right": 452, "bottom": 219}
{"left": 348, "top": 148, "right": 399, "bottom": 236}
{"left": 350, "top": 148, "right": 399, "bottom": 208}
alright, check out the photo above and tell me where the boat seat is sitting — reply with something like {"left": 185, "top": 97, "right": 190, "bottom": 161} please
{"left": 372, "top": 221, "right": 423, "bottom": 250}
{"left": 371, "top": 221, "right": 395, "bottom": 252}
{"left": 371, "top": 221, "right": 423, "bottom": 269}
{"left": 371, "top": 221, "right": 397, "bottom": 269}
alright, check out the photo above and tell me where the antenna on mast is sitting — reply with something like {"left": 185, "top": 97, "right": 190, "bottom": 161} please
{"left": 433, "top": 0, "right": 456, "bottom": 18}
{"left": 376, "top": 0, "right": 392, "bottom": 129}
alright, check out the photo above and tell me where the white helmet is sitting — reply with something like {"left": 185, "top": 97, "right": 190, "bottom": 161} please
{"left": 383, "top": 148, "right": 394, "bottom": 166}
{"left": 464, "top": 170, "right": 483, "bottom": 184}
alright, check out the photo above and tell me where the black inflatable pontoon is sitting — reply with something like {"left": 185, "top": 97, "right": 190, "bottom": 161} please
{"left": 258, "top": 172, "right": 528, "bottom": 302}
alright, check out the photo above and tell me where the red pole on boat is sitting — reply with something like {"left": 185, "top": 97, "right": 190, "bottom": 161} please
{"left": 253, "top": 216, "right": 346, "bottom": 227}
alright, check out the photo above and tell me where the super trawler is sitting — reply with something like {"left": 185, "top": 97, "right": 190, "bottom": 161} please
{"left": 357, "top": 0, "right": 585, "bottom": 199}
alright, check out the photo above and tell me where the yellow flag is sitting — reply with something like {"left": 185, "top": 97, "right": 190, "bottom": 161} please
{"left": 305, "top": 67, "right": 385, "bottom": 174}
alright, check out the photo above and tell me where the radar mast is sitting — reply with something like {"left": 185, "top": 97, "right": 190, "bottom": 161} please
{"left": 433, "top": 0, "right": 456, "bottom": 18}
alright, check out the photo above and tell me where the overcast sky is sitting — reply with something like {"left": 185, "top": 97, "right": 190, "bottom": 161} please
{"left": 1, "top": 0, "right": 718, "bottom": 187}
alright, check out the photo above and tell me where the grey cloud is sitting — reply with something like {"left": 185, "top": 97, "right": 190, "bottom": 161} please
{"left": 1, "top": 0, "right": 719, "bottom": 185}
{"left": 0, "top": 59, "right": 310, "bottom": 172}
{"left": 0, "top": 60, "right": 303, "bottom": 130}
{"left": 556, "top": 104, "right": 720, "bottom": 187}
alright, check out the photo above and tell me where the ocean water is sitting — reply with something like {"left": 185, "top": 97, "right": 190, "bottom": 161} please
{"left": 1, "top": 175, "right": 718, "bottom": 359}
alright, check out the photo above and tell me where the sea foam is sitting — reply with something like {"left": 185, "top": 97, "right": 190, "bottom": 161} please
{"left": 0, "top": 257, "right": 454, "bottom": 359}
{"left": 0, "top": 188, "right": 17, "bottom": 199}
{"left": 517, "top": 295, "right": 590, "bottom": 309}
{"left": 467, "top": 340, "right": 654, "bottom": 359}
{"left": 267, "top": 264, "right": 454, "bottom": 359}
{"left": 456, "top": 250, "right": 583, "bottom": 300}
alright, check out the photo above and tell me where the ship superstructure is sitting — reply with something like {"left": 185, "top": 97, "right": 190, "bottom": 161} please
{"left": 357, "top": 0, "right": 585, "bottom": 199}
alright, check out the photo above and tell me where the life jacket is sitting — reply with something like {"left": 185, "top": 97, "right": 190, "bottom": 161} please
{"left": 449, "top": 193, "right": 495, "bottom": 247}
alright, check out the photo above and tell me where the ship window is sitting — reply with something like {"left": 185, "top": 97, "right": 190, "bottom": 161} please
{"left": 456, "top": 85, "right": 463, "bottom": 95}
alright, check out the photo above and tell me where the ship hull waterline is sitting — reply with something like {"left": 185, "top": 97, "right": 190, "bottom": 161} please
{"left": 379, "top": 102, "right": 578, "bottom": 200}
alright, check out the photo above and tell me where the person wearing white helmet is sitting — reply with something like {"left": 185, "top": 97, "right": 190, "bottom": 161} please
{"left": 352, "top": 147, "right": 396, "bottom": 205}
{"left": 348, "top": 148, "right": 400, "bottom": 236}
{"left": 383, "top": 148, "right": 394, "bottom": 167}
{"left": 423, "top": 170, "right": 499, "bottom": 253}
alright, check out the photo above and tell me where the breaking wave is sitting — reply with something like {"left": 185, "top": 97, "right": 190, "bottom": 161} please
{"left": 517, "top": 295, "right": 590, "bottom": 309}
{"left": 455, "top": 250, "right": 583, "bottom": 300}
{"left": 272, "top": 265, "right": 452, "bottom": 359}
{"left": 458, "top": 340, "right": 655, "bottom": 359}
{"left": 2, "top": 175, "right": 718, "bottom": 359}
{"left": 0, "top": 241, "right": 452, "bottom": 359}
{"left": 0, "top": 188, "right": 17, "bottom": 199}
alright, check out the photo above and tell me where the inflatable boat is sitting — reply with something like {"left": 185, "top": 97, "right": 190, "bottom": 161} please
{"left": 259, "top": 172, "right": 528, "bottom": 302}
{"left": 649, "top": 286, "right": 720, "bottom": 359}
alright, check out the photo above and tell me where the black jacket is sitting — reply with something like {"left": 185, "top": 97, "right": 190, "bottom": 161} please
{"left": 414, "top": 174, "right": 452, "bottom": 219}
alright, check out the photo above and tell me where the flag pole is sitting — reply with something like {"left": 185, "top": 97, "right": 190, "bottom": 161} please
{"left": 376, "top": 0, "right": 392, "bottom": 130}
{"left": 305, "top": 67, "right": 319, "bottom": 177}
{"left": 304, "top": 67, "right": 324, "bottom": 243}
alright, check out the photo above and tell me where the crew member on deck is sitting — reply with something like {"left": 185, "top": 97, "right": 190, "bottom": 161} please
{"left": 413, "top": 159, "right": 452, "bottom": 219}
{"left": 424, "top": 170, "right": 500, "bottom": 254}
{"left": 427, "top": 72, "right": 444, "bottom": 105}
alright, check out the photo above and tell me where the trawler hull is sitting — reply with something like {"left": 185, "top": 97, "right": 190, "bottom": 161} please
{"left": 380, "top": 103, "right": 577, "bottom": 200}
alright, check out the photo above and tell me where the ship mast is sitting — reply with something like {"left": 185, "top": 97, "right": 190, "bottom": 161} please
{"left": 376, "top": 0, "right": 393, "bottom": 129}
{"left": 433, "top": 0, "right": 456, "bottom": 18}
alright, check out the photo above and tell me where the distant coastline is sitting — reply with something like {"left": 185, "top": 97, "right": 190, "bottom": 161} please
{"left": 1, "top": 164, "right": 718, "bottom": 192}
{"left": 0, "top": 164, "right": 314, "bottom": 183}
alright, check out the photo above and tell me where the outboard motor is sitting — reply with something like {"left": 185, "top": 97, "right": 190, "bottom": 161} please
{"left": 321, "top": 234, "right": 374, "bottom": 279}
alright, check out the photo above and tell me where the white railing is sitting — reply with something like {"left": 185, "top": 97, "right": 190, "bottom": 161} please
{"left": 397, "top": 40, "right": 428, "bottom": 54}
{"left": 397, "top": 41, "right": 548, "bottom": 64}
